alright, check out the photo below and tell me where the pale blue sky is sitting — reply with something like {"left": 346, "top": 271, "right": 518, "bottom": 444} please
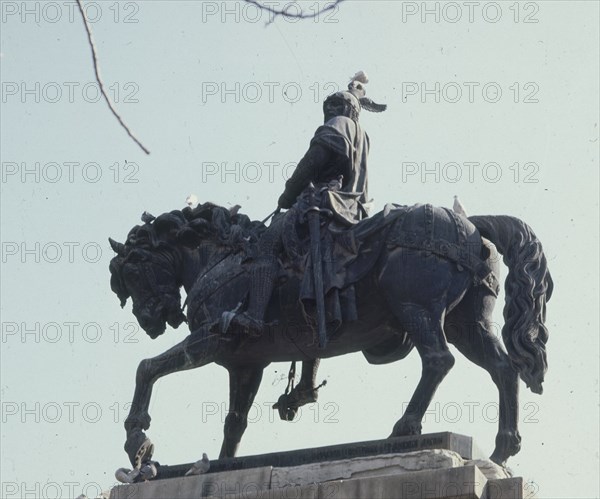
{"left": 1, "top": 1, "right": 599, "bottom": 497}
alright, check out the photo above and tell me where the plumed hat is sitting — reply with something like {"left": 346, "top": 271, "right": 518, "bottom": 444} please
{"left": 324, "top": 71, "right": 387, "bottom": 121}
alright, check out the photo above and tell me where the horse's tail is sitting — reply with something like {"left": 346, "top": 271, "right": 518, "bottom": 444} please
{"left": 469, "top": 215, "right": 553, "bottom": 394}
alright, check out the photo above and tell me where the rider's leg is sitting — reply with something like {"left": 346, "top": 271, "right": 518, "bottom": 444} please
{"left": 229, "top": 216, "right": 284, "bottom": 335}
{"left": 242, "top": 255, "right": 279, "bottom": 320}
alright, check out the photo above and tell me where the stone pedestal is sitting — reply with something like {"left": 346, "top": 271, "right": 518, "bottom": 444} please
{"left": 109, "top": 433, "right": 528, "bottom": 499}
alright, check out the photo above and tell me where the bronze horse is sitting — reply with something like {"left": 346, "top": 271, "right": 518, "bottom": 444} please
{"left": 109, "top": 202, "right": 552, "bottom": 471}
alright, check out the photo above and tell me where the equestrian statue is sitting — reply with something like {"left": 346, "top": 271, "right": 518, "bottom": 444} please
{"left": 109, "top": 72, "right": 553, "bottom": 481}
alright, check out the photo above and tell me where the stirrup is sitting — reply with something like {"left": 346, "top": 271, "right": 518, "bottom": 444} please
{"left": 210, "top": 302, "right": 245, "bottom": 336}
{"left": 213, "top": 311, "right": 264, "bottom": 337}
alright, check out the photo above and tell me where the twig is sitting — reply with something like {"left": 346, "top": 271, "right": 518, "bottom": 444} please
{"left": 75, "top": 0, "right": 150, "bottom": 155}
{"left": 243, "top": 0, "right": 346, "bottom": 24}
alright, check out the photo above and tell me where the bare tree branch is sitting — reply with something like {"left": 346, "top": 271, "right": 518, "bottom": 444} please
{"left": 74, "top": 0, "right": 346, "bottom": 153}
{"left": 75, "top": 0, "right": 150, "bottom": 155}
{"left": 243, "top": 0, "right": 346, "bottom": 24}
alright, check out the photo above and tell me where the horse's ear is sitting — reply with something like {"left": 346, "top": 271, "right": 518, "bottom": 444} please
{"left": 109, "top": 238, "right": 127, "bottom": 256}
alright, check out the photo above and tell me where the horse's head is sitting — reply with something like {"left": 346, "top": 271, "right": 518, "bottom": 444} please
{"left": 109, "top": 204, "right": 266, "bottom": 338}
{"left": 109, "top": 214, "right": 188, "bottom": 339}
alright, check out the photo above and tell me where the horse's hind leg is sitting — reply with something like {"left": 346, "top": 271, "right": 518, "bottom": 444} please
{"left": 124, "top": 332, "right": 223, "bottom": 467}
{"left": 445, "top": 286, "right": 521, "bottom": 466}
{"left": 220, "top": 364, "right": 266, "bottom": 458}
{"left": 390, "top": 306, "right": 455, "bottom": 437}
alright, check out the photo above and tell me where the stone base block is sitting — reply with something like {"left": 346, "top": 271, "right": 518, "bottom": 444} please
{"left": 109, "top": 436, "right": 527, "bottom": 499}
{"left": 154, "top": 432, "right": 475, "bottom": 480}
{"left": 110, "top": 466, "right": 272, "bottom": 499}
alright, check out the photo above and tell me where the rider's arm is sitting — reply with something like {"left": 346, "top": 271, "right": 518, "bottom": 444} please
{"left": 278, "top": 143, "right": 333, "bottom": 209}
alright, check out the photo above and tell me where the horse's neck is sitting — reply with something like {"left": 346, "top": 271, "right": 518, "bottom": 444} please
{"left": 179, "top": 243, "right": 229, "bottom": 293}
{"left": 179, "top": 249, "right": 205, "bottom": 293}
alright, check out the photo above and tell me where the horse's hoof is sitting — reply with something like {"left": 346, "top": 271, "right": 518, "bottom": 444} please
{"left": 491, "top": 429, "right": 521, "bottom": 465}
{"left": 389, "top": 419, "right": 422, "bottom": 438}
{"left": 489, "top": 453, "right": 507, "bottom": 468}
{"left": 134, "top": 439, "right": 155, "bottom": 470}
{"left": 125, "top": 429, "right": 154, "bottom": 469}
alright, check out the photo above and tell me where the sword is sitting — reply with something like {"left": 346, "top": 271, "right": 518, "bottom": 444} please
{"left": 305, "top": 185, "right": 328, "bottom": 349}
{"left": 261, "top": 207, "right": 280, "bottom": 224}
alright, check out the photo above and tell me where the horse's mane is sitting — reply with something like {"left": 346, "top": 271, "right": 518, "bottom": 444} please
{"left": 122, "top": 202, "right": 266, "bottom": 252}
{"left": 110, "top": 202, "right": 265, "bottom": 306}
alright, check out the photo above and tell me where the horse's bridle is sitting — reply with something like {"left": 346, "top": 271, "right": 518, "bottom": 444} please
{"left": 128, "top": 248, "right": 182, "bottom": 314}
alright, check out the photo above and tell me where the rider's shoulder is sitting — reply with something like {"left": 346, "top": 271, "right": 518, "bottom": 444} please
{"left": 315, "top": 116, "right": 356, "bottom": 138}
{"left": 323, "top": 115, "right": 354, "bottom": 127}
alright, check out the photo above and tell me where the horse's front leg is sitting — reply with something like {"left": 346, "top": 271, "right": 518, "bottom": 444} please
{"left": 220, "top": 364, "right": 266, "bottom": 459}
{"left": 124, "top": 332, "right": 223, "bottom": 468}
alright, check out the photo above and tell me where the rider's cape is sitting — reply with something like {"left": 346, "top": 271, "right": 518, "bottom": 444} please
{"left": 311, "top": 116, "right": 371, "bottom": 225}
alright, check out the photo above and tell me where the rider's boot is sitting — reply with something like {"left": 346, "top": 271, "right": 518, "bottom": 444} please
{"left": 226, "top": 257, "right": 279, "bottom": 337}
